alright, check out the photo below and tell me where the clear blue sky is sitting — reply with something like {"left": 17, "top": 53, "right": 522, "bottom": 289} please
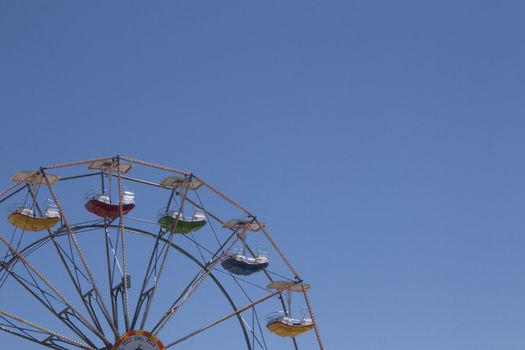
{"left": 1, "top": 1, "right": 525, "bottom": 349}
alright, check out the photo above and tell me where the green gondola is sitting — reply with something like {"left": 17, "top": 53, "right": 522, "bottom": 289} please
{"left": 158, "top": 211, "right": 206, "bottom": 234}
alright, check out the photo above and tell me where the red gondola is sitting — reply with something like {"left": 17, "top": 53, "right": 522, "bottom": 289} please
{"left": 85, "top": 191, "right": 135, "bottom": 218}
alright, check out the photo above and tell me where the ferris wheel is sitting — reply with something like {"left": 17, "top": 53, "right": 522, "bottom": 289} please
{"left": 0, "top": 156, "right": 323, "bottom": 350}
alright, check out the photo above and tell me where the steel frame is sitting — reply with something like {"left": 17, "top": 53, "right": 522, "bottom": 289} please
{"left": 0, "top": 156, "right": 323, "bottom": 350}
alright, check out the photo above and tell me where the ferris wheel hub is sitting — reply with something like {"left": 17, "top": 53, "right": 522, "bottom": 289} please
{"left": 112, "top": 330, "right": 165, "bottom": 350}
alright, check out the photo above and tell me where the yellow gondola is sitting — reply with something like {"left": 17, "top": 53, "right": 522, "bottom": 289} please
{"left": 266, "top": 314, "right": 314, "bottom": 337}
{"left": 266, "top": 281, "right": 314, "bottom": 337}
{"left": 8, "top": 207, "right": 60, "bottom": 232}
{"left": 7, "top": 171, "right": 62, "bottom": 232}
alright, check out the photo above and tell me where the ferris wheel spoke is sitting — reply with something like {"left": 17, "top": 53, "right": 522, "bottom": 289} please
{"left": 0, "top": 309, "right": 96, "bottom": 350}
{"left": 0, "top": 325, "right": 68, "bottom": 350}
{"left": 31, "top": 204, "right": 110, "bottom": 338}
{"left": 27, "top": 185, "right": 91, "bottom": 291}
{"left": 13, "top": 221, "right": 266, "bottom": 349}
{"left": 42, "top": 170, "right": 119, "bottom": 338}
{"left": 153, "top": 230, "right": 238, "bottom": 332}
{"left": 103, "top": 223, "right": 121, "bottom": 332}
{"left": 100, "top": 165, "right": 122, "bottom": 332}
{"left": 163, "top": 283, "right": 297, "bottom": 348}
{"left": 137, "top": 180, "right": 192, "bottom": 330}
{"left": 0, "top": 234, "right": 112, "bottom": 347}
{"left": 224, "top": 267, "right": 270, "bottom": 350}
{"left": 151, "top": 231, "right": 242, "bottom": 335}
{"left": 0, "top": 233, "right": 53, "bottom": 289}
{"left": 130, "top": 187, "right": 176, "bottom": 330}
{"left": 239, "top": 312, "right": 268, "bottom": 350}
{"left": 0, "top": 262, "right": 99, "bottom": 348}
{"left": 130, "top": 229, "right": 167, "bottom": 329}
{"left": 116, "top": 159, "right": 132, "bottom": 331}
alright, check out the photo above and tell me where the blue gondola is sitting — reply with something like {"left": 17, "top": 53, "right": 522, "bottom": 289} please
{"left": 221, "top": 218, "right": 270, "bottom": 276}
{"left": 221, "top": 252, "right": 269, "bottom": 276}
